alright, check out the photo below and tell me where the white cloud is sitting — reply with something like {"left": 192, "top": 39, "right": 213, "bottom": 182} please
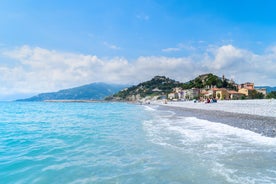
{"left": 103, "top": 42, "right": 121, "bottom": 50}
{"left": 162, "top": 43, "right": 196, "bottom": 52}
{"left": 162, "top": 47, "right": 181, "bottom": 52}
{"left": 0, "top": 44, "right": 276, "bottom": 99}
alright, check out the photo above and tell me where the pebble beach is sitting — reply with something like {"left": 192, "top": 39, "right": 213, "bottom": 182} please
{"left": 152, "top": 99, "right": 276, "bottom": 137}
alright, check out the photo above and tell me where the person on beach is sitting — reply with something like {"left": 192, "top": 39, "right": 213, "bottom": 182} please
{"left": 212, "top": 97, "right": 217, "bottom": 103}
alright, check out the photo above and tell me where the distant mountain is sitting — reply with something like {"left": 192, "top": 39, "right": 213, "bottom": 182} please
{"left": 255, "top": 86, "right": 276, "bottom": 93}
{"left": 17, "top": 83, "right": 128, "bottom": 101}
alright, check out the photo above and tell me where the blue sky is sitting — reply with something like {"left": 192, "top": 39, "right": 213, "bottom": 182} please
{"left": 0, "top": 0, "right": 276, "bottom": 100}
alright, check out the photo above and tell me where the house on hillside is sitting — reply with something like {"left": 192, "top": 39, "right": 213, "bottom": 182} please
{"left": 238, "top": 82, "right": 255, "bottom": 97}
{"left": 168, "top": 87, "right": 185, "bottom": 100}
{"left": 174, "top": 87, "right": 185, "bottom": 99}
{"left": 255, "top": 88, "right": 267, "bottom": 96}
{"left": 238, "top": 82, "right": 254, "bottom": 90}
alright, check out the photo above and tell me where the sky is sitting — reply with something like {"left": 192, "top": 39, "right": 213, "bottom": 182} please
{"left": 0, "top": 0, "right": 276, "bottom": 100}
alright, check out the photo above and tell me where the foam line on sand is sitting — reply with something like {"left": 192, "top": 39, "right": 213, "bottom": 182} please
{"left": 155, "top": 103, "right": 276, "bottom": 137}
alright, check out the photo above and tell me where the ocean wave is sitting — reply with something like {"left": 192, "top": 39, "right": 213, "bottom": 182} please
{"left": 143, "top": 114, "right": 276, "bottom": 184}
{"left": 143, "top": 105, "right": 158, "bottom": 111}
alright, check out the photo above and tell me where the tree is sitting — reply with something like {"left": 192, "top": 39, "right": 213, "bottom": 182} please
{"left": 266, "top": 91, "right": 276, "bottom": 99}
{"left": 216, "top": 80, "right": 223, "bottom": 88}
{"left": 222, "top": 79, "right": 228, "bottom": 88}
{"left": 249, "top": 90, "right": 264, "bottom": 99}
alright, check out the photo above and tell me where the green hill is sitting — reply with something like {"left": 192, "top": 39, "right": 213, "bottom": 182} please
{"left": 110, "top": 74, "right": 237, "bottom": 101}
{"left": 109, "top": 76, "right": 183, "bottom": 101}
{"left": 182, "top": 73, "right": 237, "bottom": 90}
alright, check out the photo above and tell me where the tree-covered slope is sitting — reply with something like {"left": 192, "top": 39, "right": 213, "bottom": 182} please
{"left": 110, "top": 74, "right": 238, "bottom": 101}
{"left": 182, "top": 73, "right": 237, "bottom": 90}
{"left": 110, "top": 76, "right": 183, "bottom": 100}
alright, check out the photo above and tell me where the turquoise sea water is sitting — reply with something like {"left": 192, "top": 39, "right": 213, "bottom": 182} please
{"left": 0, "top": 102, "right": 275, "bottom": 184}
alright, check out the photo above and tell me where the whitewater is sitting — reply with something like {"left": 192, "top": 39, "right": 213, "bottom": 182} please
{"left": 0, "top": 101, "right": 275, "bottom": 183}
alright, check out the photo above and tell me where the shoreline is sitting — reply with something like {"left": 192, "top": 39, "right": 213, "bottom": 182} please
{"left": 157, "top": 99, "right": 276, "bottom": 118}
{"left": 155, "top": 104, "right": 276, "bottom": 138}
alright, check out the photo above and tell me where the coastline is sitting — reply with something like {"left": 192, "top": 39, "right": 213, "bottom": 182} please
{"left": 43, "top": 100, "right": 106, "bottom": 103}
{"left": 153, "top": 101, "right": 276, "bottom": 137}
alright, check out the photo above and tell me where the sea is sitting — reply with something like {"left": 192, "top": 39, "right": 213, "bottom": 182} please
{"left": 0, "top": 102, "right": 275, "bottom": 184}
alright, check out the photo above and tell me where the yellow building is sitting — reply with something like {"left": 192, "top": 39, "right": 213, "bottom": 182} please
{"left": 238, "top": 82, "right": 254, "bottom": 90}
{"left": 238, "top": 88, "right": 253, "bottom": 96}
{"left": 215, "top": 88, "right": 229, "bottom": 100}
{"left": 228, "top": 90, "right": 244, "bottom": 99}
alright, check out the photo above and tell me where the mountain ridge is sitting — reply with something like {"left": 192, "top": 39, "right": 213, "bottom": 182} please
{"left": 16, "top": 83, "right": 128, "bottom": 101}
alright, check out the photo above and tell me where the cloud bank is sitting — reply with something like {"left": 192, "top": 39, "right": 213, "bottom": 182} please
{"left": 0, "top": 44, "right": 275, "bottom": 99}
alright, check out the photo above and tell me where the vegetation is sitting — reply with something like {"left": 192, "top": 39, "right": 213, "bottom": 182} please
{"left": 16, "top": 73, "right": 275, "bottom": 102}
{"left": 181, "top": 73, "right": 237, "bottom": 90}
{"left": 110, "top": 74, "right": 241, "bottom": 101}
{"left": 112, "top": 76, "right": 182, "bottom": 100}
{"left": 266, "top": 91, "right": 276, "bottom": 99}
{"left": 248, "top": 90, "right": 264, "bottom": 99}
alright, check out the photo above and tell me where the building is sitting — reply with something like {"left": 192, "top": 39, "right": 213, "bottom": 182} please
{"left": 183, "top": 88, "right": 200, "bottom": 100}
{"left": 238, "top": 82, "right": 255, "bottom": 96}
{"left": 168, "top": 92, "right": 177, "bottom": 100}
{"left": 168, "top": 87, "right": 185, "bottom": 100}
{"left": 238, "top": 88, "right": 254, "bottom": 96}
{"left": 201, "top": 89, "right": 215, "bottom": 98}
{"left": 173, "top": 87, "right": 185, "bottom": 99}
{"left": 200, "top": 90, "right": 211, "bottom": 98}
{"left": 215, "top": 88, "right": 229, "bottom": 100}
{"left": 228, "top": 90, "right": 244, "bottom": 100}
{"left": 238, "top": 82, "right": 254, "bottom": 90}
{"left": 255, "top": 88, "right": 267, "bottom": 96}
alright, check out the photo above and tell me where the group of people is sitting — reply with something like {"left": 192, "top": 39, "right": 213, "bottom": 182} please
{"left": 205, "top": 97, "right": 217, "bottom": 103}
{"left": 194, "top": 97, "right": 217, "bottom": 103}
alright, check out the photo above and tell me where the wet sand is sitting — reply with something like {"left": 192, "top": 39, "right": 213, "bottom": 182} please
{"left": 157, "top": 105, "right": 276, "bottom": 137}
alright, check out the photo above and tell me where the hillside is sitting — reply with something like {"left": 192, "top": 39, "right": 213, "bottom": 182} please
{"left": 17, "top": 83, "right": 128, "bottom": 101}
{"left": 109, "top": 76, "right": 183, "bottom": 101}
{"left": 109, "top": 74, "right": 237, "bottom": 101}
{"left": 182, "top": 73, "right": 237, "bottom": 90}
